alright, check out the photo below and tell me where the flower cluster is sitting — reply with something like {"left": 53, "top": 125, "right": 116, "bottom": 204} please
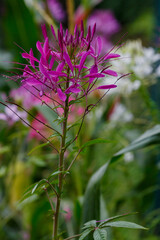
{"left": 20, "top": 22, "right": 120, "bottom": 104}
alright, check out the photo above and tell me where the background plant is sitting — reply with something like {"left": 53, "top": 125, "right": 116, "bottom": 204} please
{"left": 0, "top": 1, "right": 160, "bottom": 240}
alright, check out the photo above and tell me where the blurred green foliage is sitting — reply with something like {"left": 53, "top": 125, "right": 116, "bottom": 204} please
{"left": 0, "top": 0, "right": 160, "bottom": 240}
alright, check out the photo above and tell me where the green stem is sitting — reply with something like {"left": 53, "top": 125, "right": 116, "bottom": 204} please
{"left": 53, "top": 87, "right": 69, "bottom": 240}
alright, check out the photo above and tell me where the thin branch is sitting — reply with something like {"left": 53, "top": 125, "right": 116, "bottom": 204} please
{"left": 44, "top": 188, "right": 55, "bottom": 212}
{"left": 64, "top": 233, "right": 81, "bottom": 240}
{"left": 24, "top": 86, "right": 60, "bottom": 116}
{"left": 46, "top": 180, "right": 59, "bottom": 198}
{"left": 64, "top": 149, "right": 82, "bottom": 178}
{"left": 6, "top": 100, "right": 61, "bottom": 136}
{"left": 0, "top": 101, "right": 59, "bottom": 153}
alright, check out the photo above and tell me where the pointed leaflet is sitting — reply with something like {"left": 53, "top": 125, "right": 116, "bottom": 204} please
{"left": 101, "top": 221, "right": 147, "bottom": 230}
{"left": 93, "top": 229, "right": 107, "bottom": 240}
{"left": 98, "top": 212, "right": 138, "bottom": 227}
{"left": 79, "top": 229, "right": 93, "bottom": 240}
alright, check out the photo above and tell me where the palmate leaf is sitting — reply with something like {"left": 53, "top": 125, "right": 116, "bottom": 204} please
{"left": 101, "top": 221, "right": 148, "bottom": 230}
{"left": 82, "top": 220, "right": 97, "bottom": 230}
{"left": 111, "top": 125, "right": 160, "bottom": 164}
{"left": 93, "top": 229, "right": 107, "bottom": 240}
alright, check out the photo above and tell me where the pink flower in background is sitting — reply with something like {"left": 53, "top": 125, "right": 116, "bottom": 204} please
{"left": 28, "top": 113, "right": 50, "bottom": 140}
{"left": 63, "top": 206, "right": 72, "bottom": 222}
{"left": 0, "top": 104, "right": 27, "bottom": 126}
{"left": 47, "top": 0, "right": 66, "bottom": 22}
{"left": 10, "top": 86, "right": 51, "bottom": 110}
{"left": 87, "top": 10, "right": 120, "bottom": 53}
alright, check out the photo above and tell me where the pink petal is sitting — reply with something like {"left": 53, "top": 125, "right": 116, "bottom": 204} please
{"left": 49, "top": 55, "right": 55, "bottom": 69}
{"left": 104, "top": 53, "right": 120, "bottom": 60}
{"left": 41, "top": 24, "right": 47, "bottom": 39}
{"left": 63, "top": 52, "right": 74, "bottom": 72}
{"left": 57, "top": 88, "right": 66, "bottom": 101}
{"left": 65, "top": 84, "right": 81, "bottom": 94}
{"left": 49, "top": 71, "right": 67, "bottom": 77}
{"left": 51, "top": 25, "right": 57, "bottom": 39}
{"left": 29, "top": 49, "right": 35, "bottom": 68}
{"left": 24, "top": 77, "right": 41, "bottom": 86}
{"left": 97, "top": 84, "right": 117, "bottom": 89}
{"left": 89, "top": 64, "right": 98, "bottom": 82}
{"left": 56, "top": 61, "right": 65, "bottom": 72}
{"left": 22, "top": 52, "right": 39, "bottom": 63}
{"left": 36, "top": 41, "right": 43, "bottom": 55}
{"left": 43, "top": 37, "right": 49, "bottom": 55}
{"left": 103, "top": 69, "right": 118, "bottom": 77}
{"left": 79, "top": 52, "right": 90, "bottom": 73}
{"left": 83, "top": 73, "right": 105, "bottom": 78}
{"left": 39, "top": 61, "right": 50, "bottom": 80}
{"left": 96, "top": 36, "right": 102, "bottom": 56}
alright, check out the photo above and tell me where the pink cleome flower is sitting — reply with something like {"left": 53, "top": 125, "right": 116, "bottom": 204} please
{"left": 19, "top": 22, "right": 120, "bottom": 104}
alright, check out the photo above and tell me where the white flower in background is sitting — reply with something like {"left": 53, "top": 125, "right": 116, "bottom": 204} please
{"left": 0, "top": 50, "right": 12, "bottom": 69}
{"left": 106, "top": 40, "right": 160, "bottom": 96}
{"left": 109, "top": 103, "right": 133, "bottom": 122}
{"left": 124, "top": 152, "right": 134, "bottom": 163}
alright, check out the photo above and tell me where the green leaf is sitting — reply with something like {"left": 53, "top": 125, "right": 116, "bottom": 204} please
{"left": 79, "top": 229, "right": 93, "bottom": 240}
{"left": 98, "top": 212, "right": 138, "bottom": 227}
{"left": 48, "top": 170, "right": 69, "bottom": 180}
{"left": 93, "top": 229, "right": 107, "bottom": 240}
{"left": 111, "top": 125, "right": 160, "bottom": 164}
{"left": 101, "top": 221, "right": 148, "bottom": 230}
{"left": 81, "top": 138, "right": 110, "bottom": 149}
{"left": 69, "top": 99, "right": 82, "bottom": 106}
{"left": 18, "top": 194, "right": 38, "bottom": 208}
{"left": 49, "top": 132, "right": 62, "bottom": 138}
{"left": 37, "top": 105, "right": 61, "bottom": 133}
{"left": 67, "top": 122, "right": 80, "bottom": 131}
{"left": 82, "top": 161, "right": 110, "bottom": 227}
{"left": 28, "top": 142, "right": 50, "bottom": 155}
{"left": 31, "top": 179, "right": 47, "bottom": 194}
{"left": 83, "top": 220, "right": 97, "bottom": 229}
